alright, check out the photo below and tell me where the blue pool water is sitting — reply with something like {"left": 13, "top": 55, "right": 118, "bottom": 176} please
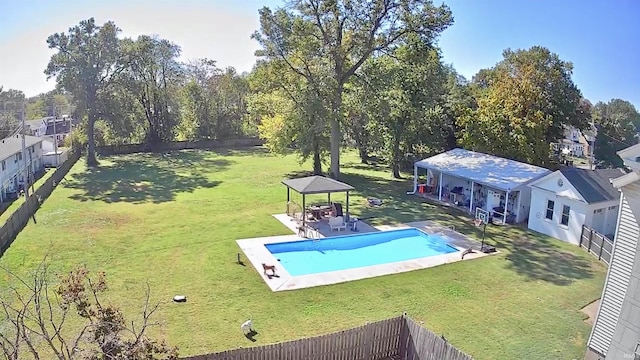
{"left": 265, "top": 228, "right": 458, "bottom": 276}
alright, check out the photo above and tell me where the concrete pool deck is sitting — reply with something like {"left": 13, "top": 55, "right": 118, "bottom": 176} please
{"left": 235, "top": 215, "right": 494, "bottom": 291}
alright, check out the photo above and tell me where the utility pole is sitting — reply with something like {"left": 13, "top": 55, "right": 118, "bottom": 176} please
{"left": 52, "top": 105, "right": 58, "bottom": 165}
{"left": 590, "top": 123, "right": 596, "bottom": 170}
{"left": 21, "top": 103, "right": 29, "bottom": 198}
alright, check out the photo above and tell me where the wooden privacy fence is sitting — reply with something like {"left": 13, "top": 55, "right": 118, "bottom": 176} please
{"left": 182, "top": 314, "right": 474, "bottom": 360}
{"left": 0, "top": 149, "right": 81, "bottom": 257}
{"left": 96, "top": 138, "right": 264, "bottom": 156}
{"left": 579, "top": 225, "right": 613, "bottom": 265}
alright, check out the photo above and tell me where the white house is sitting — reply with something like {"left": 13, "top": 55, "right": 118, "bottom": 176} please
{"left": 409, "top": 148, "right": 552, "bottom": 224}
{"left": 25, "top": 118, "right": 49, "bottom": 137}
{"left": 552, "top": 125, "right": 596, "bottom": 158}
{"left": 587, "top": 143, "right": 640, "bottom": 359}
{"left": 0, "top": 135, "right": 45, "bottom": 202}
{"left": 527, "top": 167, "right": 625, "bottom": 245}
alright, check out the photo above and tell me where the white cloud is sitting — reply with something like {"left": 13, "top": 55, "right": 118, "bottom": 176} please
{"left": 0, "top": 1, "right": 263, "bottom": 97}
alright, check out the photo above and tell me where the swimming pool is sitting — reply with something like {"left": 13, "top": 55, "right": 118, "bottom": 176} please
{"left": 265, "top": 228, "right": 458, "bottom": 276}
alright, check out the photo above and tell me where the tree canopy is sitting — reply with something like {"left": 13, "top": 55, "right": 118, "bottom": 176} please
{"left": 28, "top": 10, "right": 636, "bottom": 177}
{"left": 457, "top": 46, "right": 590, "bottom": 166}
{"left": 45, "top": 18, "right": 123, "bottom": 166}
{"left": 252, "top": 0, "right": 453, "bottom": 179}
{"left": 593, "top": 99, "right": 639, "bottom": 168}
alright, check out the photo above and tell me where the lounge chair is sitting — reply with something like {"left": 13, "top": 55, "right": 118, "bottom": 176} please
{"left": 329, "top": 216, "right": 346, "bottom": 231}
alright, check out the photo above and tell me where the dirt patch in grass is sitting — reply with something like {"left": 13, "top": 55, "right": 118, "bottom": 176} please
{"left": 580, "top": 298, "right": 601, "bottom": 325}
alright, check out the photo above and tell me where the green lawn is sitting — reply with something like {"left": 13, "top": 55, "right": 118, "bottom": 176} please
{"left": 0, "top": 147, "right": 606, "bottom": 360}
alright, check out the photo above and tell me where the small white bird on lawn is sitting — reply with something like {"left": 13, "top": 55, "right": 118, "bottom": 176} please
{"left": 240, "top": 319, "right": 254, "bottom": 335}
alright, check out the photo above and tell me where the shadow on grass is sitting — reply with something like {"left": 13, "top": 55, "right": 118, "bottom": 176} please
{"left": 212, "top": 146, "right": 276, "bottom": 157}
{"left": 338, "top": 170, "right": 595, "bottom": 286}
{"left": 64, "top": 151, "right": 228, "bottom": 204}
{"left": 342, "top": 161, "right": 392, "bottom": 173}
{"left": 493, "top": 234, "right": 595, "bottom": 286}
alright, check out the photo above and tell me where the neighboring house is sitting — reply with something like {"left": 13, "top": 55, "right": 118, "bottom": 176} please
{"left": 25, "top": 118, "right": 48, "bottom": 137}
{"left": 41, "top": 137, "right": 69, "bottom": 167}
{"left": 587, "top": 143, "right": 640, "bottom": 360}
{"left": 0, "top": 135, "right": 45, "bottom": 202}
{"left": 580, "top": 133, "right": 593, "bottom": 158}
{"left": 552, "top": 125, "right": 597, "bottom": 159}
{"left": 45, "top": 116, "right": 74, "bottom": 146}
{"left": 527, "top": 167, "right": 624, "bottom": 245}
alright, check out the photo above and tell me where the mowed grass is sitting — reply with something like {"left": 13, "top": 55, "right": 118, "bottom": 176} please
{"left": 0, "top": 147, "right": 606, "bottom": 360}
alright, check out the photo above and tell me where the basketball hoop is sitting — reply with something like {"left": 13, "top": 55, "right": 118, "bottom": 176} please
{"left": 474, "top": 218, "right": 483, "bottom": 227}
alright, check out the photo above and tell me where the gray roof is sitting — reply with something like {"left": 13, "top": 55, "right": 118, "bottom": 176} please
{"left": 25, "top": 119, "right": 46, "bottom": 128}
{"left": 560, "top": 167, "right": 625, "bottom": 204}
{"left": 0, "top": 135, "right": 44, "bottom": 161}
{"left": 282, "top": 175, "right": 355, "bottom": 194}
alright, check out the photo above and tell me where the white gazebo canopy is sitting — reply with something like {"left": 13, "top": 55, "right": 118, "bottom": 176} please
{"left": 414, "top": 148, "right": 551, "bottom": 191}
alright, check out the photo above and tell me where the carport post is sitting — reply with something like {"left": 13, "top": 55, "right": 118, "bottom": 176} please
{"left": 503, "top": 190, "right": 510, "bottom": 224}
{"left": 469, "top": 181, "right": 475, "bottom": 213}
{"left": 438, "top": 172, "right": 443, "bottom": 201}
{"left": 515, "top": 191, "right": 522, "bottom": 222}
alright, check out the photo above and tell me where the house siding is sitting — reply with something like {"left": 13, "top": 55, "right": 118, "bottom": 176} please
{"left": 527, "top": 186, "right": 589, "bottom": 245}
{"left": 0, "top": 141, "right": 44, "bottom": 200}
{"left": 588, "top": 186, "right": 640, "bottom": 358}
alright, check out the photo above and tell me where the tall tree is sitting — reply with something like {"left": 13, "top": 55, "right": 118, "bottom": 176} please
{"left": 26, "top": 91, "right": 74, "bottom": 119}
{"left": 248, "top": 60, "right": 330, "bottom": 174}
{"left": 180, "top": 60, "right": 250, "bottom": 140}
{"left": 252, "top": 0, "right": 453, "bottom": 179}
{"left": 457, "top": 46, "right": 589, "bottom": 166}
{"left": 343, "top": 80, "right": 381, "bottom": 164}
{"left": 441, "top": 65, "right": 475, "bottom": 149}
{"left": 593, "top": 99, "right": 639, "bottom": 168}
{"left": 45, "top": 18, "right": 123, "bottom": 166}
{"left": 120, "top": 35, "right": 183, "bottom": 144}
{"left": 0, "top": 88, "right": 25, "bottom": 137}
{"left": 354, "top": 36, "right": 448, "bottom": 178}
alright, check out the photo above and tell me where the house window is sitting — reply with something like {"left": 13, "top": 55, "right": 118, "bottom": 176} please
{"left": 594, "top": 209, "right": 603, "bottom": 214}
{"left": 545, "top": 200, "right": 554, "bottom": 220}
{"left": 560, "top": 205, "right": 570, "bottom": 226}
{"left": 608, "top": 206, "right": 616, "bottom": 210}
{"left": 1, "top": 161, "right": 4, "bottom": 171}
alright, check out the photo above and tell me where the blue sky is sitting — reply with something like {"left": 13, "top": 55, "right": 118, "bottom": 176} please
{"left": 0, "top": 0, "right": 638, "bottom": 108}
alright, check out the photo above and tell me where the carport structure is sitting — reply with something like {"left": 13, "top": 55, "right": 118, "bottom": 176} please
{"left": 282, "top": 175, "right": 355, "bottom": 227}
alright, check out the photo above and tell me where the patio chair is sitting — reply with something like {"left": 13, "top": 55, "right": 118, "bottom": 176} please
{"left": 329, "top": 216, "right": 346, "bottom": 231}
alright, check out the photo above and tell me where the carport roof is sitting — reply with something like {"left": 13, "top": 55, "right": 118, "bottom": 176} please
{"left": 415, "top": 148, "right": 552, "bottom": 191}
{"left": 282, "top": 175, "right": 355, "bottom": 195}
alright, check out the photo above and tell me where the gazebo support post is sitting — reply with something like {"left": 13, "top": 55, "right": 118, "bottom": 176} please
{"left": 346, "top": 191, "right": 350, "bottom": 223}
{"left": 302, "top": 194, "right": 306, "bottom": 228}
{"left": 328, "top": 193, "right": 331, "bottom": 205}
{"left": 286, "top": 187, "right": 290, "bottom": 214}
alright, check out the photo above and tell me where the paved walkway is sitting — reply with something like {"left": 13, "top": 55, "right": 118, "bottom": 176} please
{"left": 272, "top": 213, "right": 379, "bottom": 238}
